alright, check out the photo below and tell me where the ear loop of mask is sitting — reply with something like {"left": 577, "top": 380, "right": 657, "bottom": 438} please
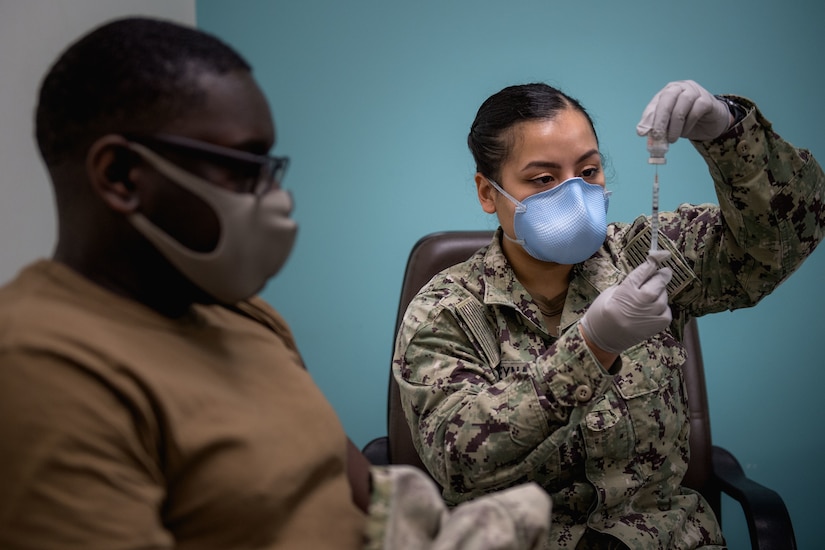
{"left": 486, "top": 178, "right": 528, "bottom": 246}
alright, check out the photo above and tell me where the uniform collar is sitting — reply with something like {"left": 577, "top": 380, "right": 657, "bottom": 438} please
{"left": 480, "top": 228, "right": 623, "bottom": 336}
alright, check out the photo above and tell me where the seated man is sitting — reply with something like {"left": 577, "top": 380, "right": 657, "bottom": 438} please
{"left": 0, "top": 16, "right": 550, "bottom": 550}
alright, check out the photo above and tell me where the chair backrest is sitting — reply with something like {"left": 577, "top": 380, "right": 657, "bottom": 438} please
{"left": 387, "top": 231, "right": 713, "bottom": 492}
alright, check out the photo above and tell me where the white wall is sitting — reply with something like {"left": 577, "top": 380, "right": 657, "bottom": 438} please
{"left": 0, "top": 0, "right": 195, "bottom": 284}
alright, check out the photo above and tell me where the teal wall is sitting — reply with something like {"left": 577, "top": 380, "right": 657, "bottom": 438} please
{"left": 197, "top": 1, "right": 824, "bottom": 547}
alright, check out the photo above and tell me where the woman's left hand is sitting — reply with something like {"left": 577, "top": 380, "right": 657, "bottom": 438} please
{"left": 636, "top": 80, "right": 733, "bottom": 142}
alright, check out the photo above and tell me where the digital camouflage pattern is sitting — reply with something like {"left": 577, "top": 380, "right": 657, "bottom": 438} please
{"left": 393, "top": 97, "right": 824, "bottom": 549}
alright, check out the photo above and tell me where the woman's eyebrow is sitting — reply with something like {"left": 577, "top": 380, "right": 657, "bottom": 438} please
{"left": 520, "top": 148, "right": 600, "bottom": 172}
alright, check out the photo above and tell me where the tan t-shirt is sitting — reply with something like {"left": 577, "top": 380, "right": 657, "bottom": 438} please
{"left": 0, "top": 261, "right": 365, "bottom": 549}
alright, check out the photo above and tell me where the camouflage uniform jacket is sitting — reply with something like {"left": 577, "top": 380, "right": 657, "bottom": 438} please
{"left": 393, "top": 97, "right": 824, "bottom": 549}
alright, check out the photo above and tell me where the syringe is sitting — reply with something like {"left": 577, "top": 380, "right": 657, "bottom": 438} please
{"left": 646, "top": 131, "right": 667, "bottom": 252}
{"left": 650, "top": 171, "right": 660, "bottom": 251}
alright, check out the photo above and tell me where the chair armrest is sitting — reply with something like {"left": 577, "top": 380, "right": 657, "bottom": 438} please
{"left": 711, "top": 445, "right": 797, "bottom": 550}
{"left": 362, "top": 436, "right": 390, "bottom": 466}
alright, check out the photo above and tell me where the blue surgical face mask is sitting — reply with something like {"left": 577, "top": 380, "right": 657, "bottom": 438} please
{"left": 488, "top": 176, "right": 610, "bottom": 264}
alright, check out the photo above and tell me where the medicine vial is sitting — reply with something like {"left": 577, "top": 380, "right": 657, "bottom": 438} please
{"left": 647, "top": 130, "right": 668, "bottom": 164}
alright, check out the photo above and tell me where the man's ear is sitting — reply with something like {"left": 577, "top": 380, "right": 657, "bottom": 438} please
{"left": 475, "top": 172, "right": 498, "bottom": 214}
{"left": 86, "top": 134, "right": 140, "bottom": 213}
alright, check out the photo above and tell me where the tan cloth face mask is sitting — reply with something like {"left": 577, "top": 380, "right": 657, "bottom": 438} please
{"left": 127, "top": 142, "right": 298, "bottom": 304}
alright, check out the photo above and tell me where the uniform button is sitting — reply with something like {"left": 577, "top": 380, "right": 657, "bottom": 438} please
{"left": 736, "top": 140, "right": 751, "bottom": 156}
{"left": 574, "top": 384, "right": 593, "bottom": 402}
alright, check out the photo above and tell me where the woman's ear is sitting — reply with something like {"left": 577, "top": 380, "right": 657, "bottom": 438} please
{"left": 475, "top": 172, "right": 498, "bottom": 214}
{"left": 86, "top": 134, "right": 140, "bottom": 213}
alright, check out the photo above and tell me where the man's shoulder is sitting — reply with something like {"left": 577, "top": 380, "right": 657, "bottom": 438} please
{"left": 0, "top": 261, "right": 78, "bottom": 339}
{"left": 224, "top": 297, "right": 291, "bottom": 337}
{"left": 0, "top": 261, "right": 180, "bottom": 367}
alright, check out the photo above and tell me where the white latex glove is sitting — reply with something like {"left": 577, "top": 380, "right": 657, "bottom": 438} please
{"left": 580, "top": 250, "right": 673, "bottom": 354}
{"left": 636, "top": 80, "right": 732, "bottom": 143}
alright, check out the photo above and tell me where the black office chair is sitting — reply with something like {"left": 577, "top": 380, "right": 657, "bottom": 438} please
{"left": 363, "top": 230, "right": 796, "bottom": 550}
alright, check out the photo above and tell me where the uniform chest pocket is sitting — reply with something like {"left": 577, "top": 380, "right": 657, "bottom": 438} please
{"left": 585, "top": 333, "right": 687, "bottom": 483}
{"left": 582, "top": 392, "right": 634, "bottom": 459}
{"left": 494, "top": 360, "right": 563, "bottom": 486}
{"left": 499, "top": 360, "right": 553, "bottom": 447}
{"left": 614, "top": 332, "right": 687, "bottom": 399}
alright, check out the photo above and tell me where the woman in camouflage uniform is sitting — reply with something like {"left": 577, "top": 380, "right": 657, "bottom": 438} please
{"left": 393, "top": 80, "right": 824, "bottom": 549}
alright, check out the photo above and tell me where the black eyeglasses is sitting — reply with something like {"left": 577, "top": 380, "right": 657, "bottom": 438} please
{"left": 126, "top": 133, "right": 289, "bottom": 196}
